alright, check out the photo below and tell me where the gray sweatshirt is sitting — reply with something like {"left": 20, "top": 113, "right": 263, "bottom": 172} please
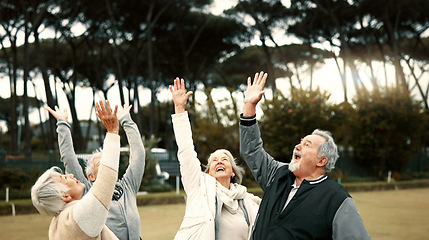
{"left": 57, "top": 113, "right": 145, "bottom": 240}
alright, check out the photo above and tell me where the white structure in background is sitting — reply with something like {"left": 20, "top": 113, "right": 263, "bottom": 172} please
{"left": 152, "top": 148, "right": 170, "bottom": 184}
{"left": 150, "top": 148, "right": 181, "bottom": 194}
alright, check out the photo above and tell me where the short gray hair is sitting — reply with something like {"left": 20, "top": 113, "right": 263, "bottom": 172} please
{"left": 31, "top": 167, "right": 70, "bottom": 216}
{"left": 204, "top": 149, "right": 245, "bottom": 184}
{"left": 85, "top": 149, "right": 103, "bottom": 178}
{"left": 312, "top": 129, "right": 339, "bottom": 173}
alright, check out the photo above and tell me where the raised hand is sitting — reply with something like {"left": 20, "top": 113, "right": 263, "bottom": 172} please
{"left": 95, "top": 100, "right": 119, "bottom": 134}
{"left": 169, "top": 77, "right": 193, "bottom": 114}
{"left": 243, "top": 71, "right": 267, "bottom": 117}
{"left": 117, "top": 104, "right": 133, "bottom": 120}
{"left": 45, "top": 105, "right": 68, "bottom": 121}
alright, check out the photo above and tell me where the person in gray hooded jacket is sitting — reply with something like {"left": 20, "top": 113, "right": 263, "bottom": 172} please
{"left": 239, "top": 71, "right": 371, "bottom": 240}
{"left": 46, "top": 103, "right": 145, "bottom": 240}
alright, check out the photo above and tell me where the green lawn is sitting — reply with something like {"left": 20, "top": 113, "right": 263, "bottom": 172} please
{"left": 1, "top": 188, "right": 428, "bottom": 240}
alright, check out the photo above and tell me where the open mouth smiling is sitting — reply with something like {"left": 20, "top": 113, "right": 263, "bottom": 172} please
{"left": 216, "top": 166, "right": 225, "bottom": 172}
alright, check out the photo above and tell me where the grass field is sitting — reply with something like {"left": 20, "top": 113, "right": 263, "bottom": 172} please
{"left": 1, "top": 188, "right": 428, "bottom": 240}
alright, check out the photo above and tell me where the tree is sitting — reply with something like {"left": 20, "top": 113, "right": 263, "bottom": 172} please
{"left": 259, "top": 88, "right": 334, "bottom": 162}
{"left": 226, "top": 0, "right": 291, "bottom": 93}
{"left": 0, "top": 0, "right": 24, "bottom": 152}
{"left": 349, "top": 88, "right": 425, "bottom": 178}
{"left": 289, "top": 0, "right": 367, "bottom": 102}
{"left": 272, "top": 44, "right": 330, "bottom": 91}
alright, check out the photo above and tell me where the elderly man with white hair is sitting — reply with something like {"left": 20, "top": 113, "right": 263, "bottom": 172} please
{"left": 239, "top": 71, "right": 371, "bottom": 240}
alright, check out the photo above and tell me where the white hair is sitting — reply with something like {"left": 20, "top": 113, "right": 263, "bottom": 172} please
{"left": 31, "top": 167, "right": 70, "bottom": 216}
{"left": 85, "top": 149, "right": 103, "bottom": 178}
{"left": 204, "top": 149, "right": 245, "bottom": 184}
{"left": 312, "top": 129, "right": 339, "bottom": 173}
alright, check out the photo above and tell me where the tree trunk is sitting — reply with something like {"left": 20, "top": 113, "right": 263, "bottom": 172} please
{"left": 1, "top": 39, "right": 18, "bottom": 152}
{"left": 22, "top": 16, "right": 31, "bottom": 152}
{"left": 34, "top": 28, "right": 56, "bottom": 150}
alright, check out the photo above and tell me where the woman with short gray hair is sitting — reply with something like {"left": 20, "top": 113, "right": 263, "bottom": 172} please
{"left": 31, "top": 100, "right": 120, "bottom": 240}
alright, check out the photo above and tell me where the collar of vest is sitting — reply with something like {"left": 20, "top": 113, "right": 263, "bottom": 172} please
{"left": 302, "top": 175, "right": 328, "bottom": 185}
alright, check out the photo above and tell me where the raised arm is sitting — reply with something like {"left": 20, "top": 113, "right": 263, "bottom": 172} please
{"left": 240, "top": 72, "right": 284, "bottom": 191}
{"left": 242, "top": 71, "right": 267, "bottom": 117}
{"left": 45, "top": 106, "right": 91, "bottom": 194}
{"left": 169, "top": 78, "right": 203, "bottom": 193}
{"left": 72, "top": 100, "right": 120, "bottom": 237}
{"left": 117, "top": 104, "right": 146, "bottom": 194}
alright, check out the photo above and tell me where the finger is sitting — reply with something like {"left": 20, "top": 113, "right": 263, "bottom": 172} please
{"left": 55, "top": 106, "right": 59, "bottom": 111}
{"left": 174, "top": 78, "right": 179, "bottom": 91}
{"left": 113, "top": 105, "right": 118, "bottom": 115}
{"left": 186, "top": 91, "right": 193, "bottom": 99}
{"left": 169, "top": 85, "right": 174, "bottom": 94}
{"left": 258, "top": 71, "right": 265, "bottom": 82}
{"left": 180, "top": 78, "right": 185, "bottom": 91}
{"left": 254, "top": 72, "right": 259, "bottom": 85}
{"left": 99, "top": 100, "right": 106, "bottom": 112}
{"left": 128, "top": 105, "right": 132, "bottom": 111}
{"left": 261, "top": 73, "right": 268, "bottom": 86}
{"left": 247, "top": 77, "right": 251, "bottom": 87}
{"left": 105, "top": 100, "right": 112, "bottom": 113}
{"left": 95, "top": 101, "right": 102, "bottom": 113}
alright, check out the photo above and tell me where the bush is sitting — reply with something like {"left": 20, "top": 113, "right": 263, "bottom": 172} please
{"left": 142, "top": 182, "right": 173, "bottom": 193}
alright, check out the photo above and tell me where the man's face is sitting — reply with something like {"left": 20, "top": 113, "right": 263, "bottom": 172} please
{"left": 208, "top": 152, "right": 235, "bottom": 182}
{"left": 290, "top": 134, "right": 326, "bottom": 177}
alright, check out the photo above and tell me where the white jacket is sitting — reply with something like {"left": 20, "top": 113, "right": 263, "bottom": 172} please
{"left": 172, "top": 112, "right": 260, "bottom": 240}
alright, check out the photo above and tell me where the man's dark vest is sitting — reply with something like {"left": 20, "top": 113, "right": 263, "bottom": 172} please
{"left": 252, "top": 166, "right": 350, "bottom": 240}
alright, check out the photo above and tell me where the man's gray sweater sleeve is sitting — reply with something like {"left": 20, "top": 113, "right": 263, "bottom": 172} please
{"left": 332, "top": 197, "right": 371, "bottom": 240}
{"left": 57, "top": 119, "right": 91, "bottom": 193}
{"left": 119, "top": 113, "right": 145, "bottom": 194}
{"left": 239, "top": 114, "right": 284, "bottom": 191}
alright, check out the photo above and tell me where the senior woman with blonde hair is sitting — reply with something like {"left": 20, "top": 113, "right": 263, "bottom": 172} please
{"left": 169, "top": 78, "right": 261, "bottom": 240}
{"left": 31, "top": 100, "right": 120, "bottom": 240}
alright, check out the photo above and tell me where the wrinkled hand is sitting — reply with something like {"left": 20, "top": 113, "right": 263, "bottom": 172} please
{"left": 45, "top": 105, "right": 68, "bottom": 121}
{"left": 169, "top": 77, "right": 193, "bottom": 114}
{"left": 117, "top": 104, "right": 132, "bottom": 120}
{"left": 244, "top": 71, "right": 267, "bottom": 106}
{"left": 95, "top": 100, "right": 119, "bottom": 134}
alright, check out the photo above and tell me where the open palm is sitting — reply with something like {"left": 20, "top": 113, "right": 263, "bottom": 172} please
{"left": 244, "top": 71, "right": 267, "bottom": 105}
{"left": 169, "top": 77, "right": 193, "bottom": 113}
{"left": 45, "top": 106, "right": 68, "bottom": 121}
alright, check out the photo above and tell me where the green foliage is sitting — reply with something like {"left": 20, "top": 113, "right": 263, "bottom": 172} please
{"left": 259, "top": 88, "right": 334, "bottom": 162}
{"left": 141, "top": 182, "right": 173, "bottom": 193}
{"left": 0, "top": 96, "right": 43, "bottom": 130}
{"left": 0, "top": 168, "right": 30, "bottom": 190}
{"left": 349, "top": 89, "right": 425, "bottom": 178}
{"left": 214, "top": 46, "right": 291, "bottom": 89}
{"left": 138, "top": 101, "right": 174, "bottom": 148}
{"left": 191, "top": 100, "right": 259, "bottom": 187}
{"left": 140, "top": 135, "right": 161, "bottom": 191}
{"left": 328, "top": 101, "right": 355, "bottom": 147}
